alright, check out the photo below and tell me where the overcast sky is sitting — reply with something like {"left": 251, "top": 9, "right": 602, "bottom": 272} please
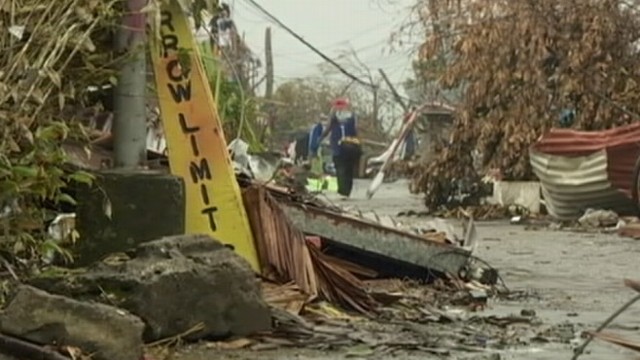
{"left": 231, "top": 0, "right": 419, "bottom": 96}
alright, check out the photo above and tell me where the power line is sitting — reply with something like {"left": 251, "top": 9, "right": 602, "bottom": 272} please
{"left": 241, "top": 0, "right": 376, "bottom": 89}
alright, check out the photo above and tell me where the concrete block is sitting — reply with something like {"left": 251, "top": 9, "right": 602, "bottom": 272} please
{"left": 32, "top": 235, "right": 271, "bottom": 342}
{"left": 73, "top": 170, "right": 185, "bottom": 266}
{"left": 0, "top": 285, "right": 144, "bottom": 360}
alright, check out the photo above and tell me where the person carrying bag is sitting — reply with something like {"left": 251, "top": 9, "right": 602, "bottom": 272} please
{"left": 322, "top": 98, "right": 361, "bottom": 199}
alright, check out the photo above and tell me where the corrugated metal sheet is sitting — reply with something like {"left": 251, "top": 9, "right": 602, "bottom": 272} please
{"left": 531, "top": 123, "right": 640, "bottom": 219}
{"left": 532, "top": 122, "right": 640, "bottom": 156}
{"left": 606, "top": 144, "right": 639, "bottom": 195}
{"left": 530, "top": 150, "right": 637, "bottom": 220}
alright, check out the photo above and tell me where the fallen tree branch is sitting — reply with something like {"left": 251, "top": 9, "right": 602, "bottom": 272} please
{"left": 0, "top": 332, "right": 70, "bottom": 360}
{"left": 571, "top": 280, "right": 640, "bottom": 360}
{"left": 0, "top": 255, "right": 19, "bottom": 281}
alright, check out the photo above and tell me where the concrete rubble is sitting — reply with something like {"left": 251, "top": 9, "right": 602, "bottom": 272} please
{"left": 0, "top": 285, "right": 145, "bottom": 360}
{"left": 577, "top": 208, "right": 620, "bottom": 228}
{"left": 31, "top": 234, "right": 272, "bottom": 342}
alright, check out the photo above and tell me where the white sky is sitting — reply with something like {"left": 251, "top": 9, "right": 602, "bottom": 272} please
{"left": 230, "top": 0, "right": 420, "bottom": 96}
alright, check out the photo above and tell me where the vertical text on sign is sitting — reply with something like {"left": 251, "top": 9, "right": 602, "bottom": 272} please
{"left": 160, "top": 10, "right": 219, "bottom": 231}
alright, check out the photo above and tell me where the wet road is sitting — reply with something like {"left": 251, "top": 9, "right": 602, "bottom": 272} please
{"left": 176, "top": 179, "right": 640, "bottom": 360}
{"left": 348, "top": 179, "right": 640, "bottom": 359}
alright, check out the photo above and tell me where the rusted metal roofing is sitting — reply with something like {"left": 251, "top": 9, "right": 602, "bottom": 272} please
{"left": 530, "top": 123, "right": 640, "bottom": 219}
{"left": 532, "top": 122, "right": 640, "bottom": 156}
{"left": 530, "top": 150, "right": 637, "bottom": 219}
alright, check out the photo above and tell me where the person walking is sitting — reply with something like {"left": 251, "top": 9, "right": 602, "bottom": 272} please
{"left": 322, "top": 98, "right": 361, "bottom": 200}
{"left": 307, "top": 117, "right": 324, "bottom": 173}
{"left": 292, "top": 119, "right": 323, "bottom": 165}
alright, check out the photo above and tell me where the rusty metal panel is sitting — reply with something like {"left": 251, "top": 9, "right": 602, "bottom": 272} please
{"left": 605, "top": 144, "right": 639, "bottom": 196}
{"left": 531, "top": 123, "right": 640, "bottom": 217}
{"left": 532, "top": 122, "right": 640, "bottom": 156}
{"left": 530, "top": 150, "right": 637, "bottom": 220}
{"left": 279, "top": 203, "right": 470, "bottom": 275}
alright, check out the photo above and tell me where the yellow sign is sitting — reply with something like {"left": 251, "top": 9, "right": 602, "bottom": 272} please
{"left": 151, "top": 0, "right": 259, "bottom": 271}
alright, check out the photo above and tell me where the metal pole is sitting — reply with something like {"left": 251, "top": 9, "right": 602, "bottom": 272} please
{"left": 113, "top": 0, "right": 148, "bottom": 169}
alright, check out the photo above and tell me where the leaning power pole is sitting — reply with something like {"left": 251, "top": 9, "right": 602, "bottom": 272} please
{"left": 113, "top": 0, "right": 148, "bottom": 169}
{"left": 379, "top": 68, "right": 408, "bottom": 112}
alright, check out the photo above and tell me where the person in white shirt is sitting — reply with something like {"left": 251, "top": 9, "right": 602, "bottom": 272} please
{"left": 216, "top": 6, "right": 235, "bottom": 50}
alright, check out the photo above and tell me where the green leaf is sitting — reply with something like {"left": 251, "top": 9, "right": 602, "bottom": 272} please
{"left": 56, "top": 193, "right": 77, "bottom": 205}
{"left": 36, "top": 123, "right": 68, "bottom": 141}
{"left": 68, "top": 170, "right": 95, "bottom": 185}
{"left": 40, "top": 239, "right": 74, "bottom": 264}
{"left": 12, "top": 166, "right": 38, "bottom": 178}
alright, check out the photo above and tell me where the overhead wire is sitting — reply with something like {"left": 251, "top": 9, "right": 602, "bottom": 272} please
{"left": 235, "top": 0, "right": 421, "bottom": 123}
{"left": 236, "top": 0, "right": 420, "bottom": 108}
{"left": 241, "top": 0, "right": 377, "bottom": 89}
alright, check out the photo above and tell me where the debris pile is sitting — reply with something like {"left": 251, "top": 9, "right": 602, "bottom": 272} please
{"left": 577, "top": 209, "right": 620, "bottom": 229}
{"left": 243, "top": 185, "right": 380, "bottom": 314}
{"left": 0, "top": 235, "right": 271, "bottom": 360}
{"left": 235, "top": 182, "right": 514, "bottom": 360}
{"left": 194, "top": 279, "right": 556, "bottom": 358}
{"left": 541, "top": 208, "right": 640, "bottom": 239}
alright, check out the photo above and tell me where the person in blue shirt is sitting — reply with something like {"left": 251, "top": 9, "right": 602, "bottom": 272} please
{"left": 321, "top": 98, "right": 362, "bottom": 199}
{"left": 307, "top": 120, "right": 324, "bottom": 160}
{"left": 293, "top": 120, "right": 323, "bottom": 165}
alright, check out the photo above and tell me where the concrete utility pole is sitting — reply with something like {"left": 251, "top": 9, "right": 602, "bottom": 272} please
{"left": 113, "top": 0, "right": 148, "bottom": 169}
{"left": 264, "top": 27, "right": 274, "bottom": 99}
{"left": 264, "top": 27, "right": 275, "bottom": 145}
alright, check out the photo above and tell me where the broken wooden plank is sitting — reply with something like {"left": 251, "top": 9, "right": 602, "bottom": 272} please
{"left": 243, "top": 186, "right": 379, "bottom": 315}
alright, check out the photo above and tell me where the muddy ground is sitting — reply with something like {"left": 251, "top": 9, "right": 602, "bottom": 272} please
{"left": 172, "top": 180, "right": 640, "bottom": 360}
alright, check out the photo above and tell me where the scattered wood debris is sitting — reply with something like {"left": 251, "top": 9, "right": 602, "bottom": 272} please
{"left": 262, "top": 282, "right": 308, "bottom": 316}
{"left": 243, "top": 185, "right": 379, "bottom": 315}
{"left": 198, "top": 279, "right": 545, "bottom": 358}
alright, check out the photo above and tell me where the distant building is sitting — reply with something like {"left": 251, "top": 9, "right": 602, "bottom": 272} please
{"left": 404, "top": 78, "right": 457, "bottom": 163}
